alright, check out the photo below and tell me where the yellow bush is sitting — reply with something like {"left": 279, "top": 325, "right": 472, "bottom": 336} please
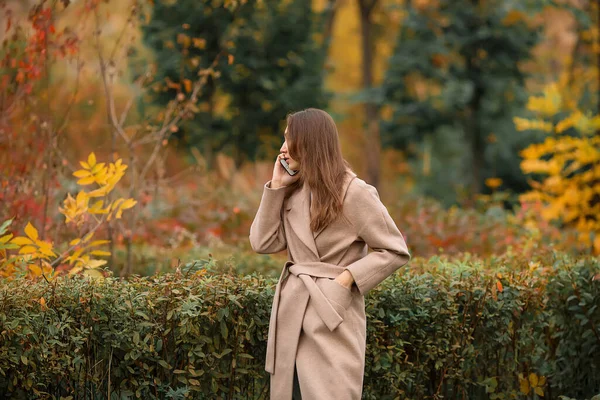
{"left": 0, "top": 153, "right": 137, "bottom": 280}
{"left": 516, "top": 72, "right": 600, "bottom": 254}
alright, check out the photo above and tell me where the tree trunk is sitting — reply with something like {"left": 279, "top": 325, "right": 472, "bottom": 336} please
{"left": 465, "top": 0, "right": 484, "bottom": 202}
{"left": 323, "top": 0, "right": 338, "bottom": 52}
{"left": 358, "top": 0, "right": 381, "bottom": 188}
{"left": 465, "top": 63, "right": 484, "bottom": 199}
{"left": 108, "top": 96, "right": 117, "bottom": 272}
{"left": 468, "top": 104, "right": 484, "bottom": 196}
{"left": 597, "top": 0, "right": 599, "bottom": 127}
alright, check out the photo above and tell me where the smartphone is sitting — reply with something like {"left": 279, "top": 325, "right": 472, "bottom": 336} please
{"left": 280, "top": 158, "right": 299, "bottom": 176}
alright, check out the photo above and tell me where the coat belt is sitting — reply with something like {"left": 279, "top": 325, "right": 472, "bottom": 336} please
{"left": 265, "top": 260, "right": 349, "bottom": 374}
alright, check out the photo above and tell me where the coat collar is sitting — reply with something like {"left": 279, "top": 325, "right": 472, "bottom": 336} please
{"left": 285, "top": 169, "right": 358, "bottom": 260}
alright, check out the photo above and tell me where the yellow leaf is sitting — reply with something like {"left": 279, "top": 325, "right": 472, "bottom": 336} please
{"left": 526, "top": 83, "right": 562, "bottom": 116}
{"left": 41, "top": 261, "right": 53, "bottom": 276}
{"left": 90, "top": 250, "right": 111, "bottom": 256}
{"left": 10, "top": 236, "right": 33, "bottom": 246}
{"left": 538, "top": 375, "right": 546, "bottom": 386}
{"left": 69, "top": 265, "right": 83, "bottom": 276}
{"left": 40, "top": 297, "right": 46, "bottom": 308}
{"left": 83, "top": 269, "right": 104, "bottom": 279}
{"left": 514, "top": 117, "right": 533, "bottom": 131}
{"left": 90, "top": 162, "right": 106, "bottom": 175}
{"left": 520, "top": 377, "right": 530, "bottom": 394}
{"left": 59, "top": 192, "right": 89, "bottom": 226}
{"left": 556, "top": 114, "right": 577, "bottom": 133}
{"left": 77, "top": 176, "right": 96, "bottom": 185}
{"left": 90, "top": 200, "right": 104, "bottom": 209}
{"left": 0, "top": 234, "right": 13, "bottom": 244}
{"left": 80, "top": 161, "right": 90, "bottom": 169}
{"left": 19, "top": 246, "right": 38, "bottom": 254}
{"left": 90, "top": 240, "right": 110, "bottom": 247}
{"left": 529, "top": 373, "right": 538, "bottom": 387}
{"left": 69, "top": 249, "right": 84, "bottom": 265}
{"left": 37, "top": 246, "right": 57, "bottom": 258}
{"left": 29, "top": 264, "right": 42, "bottom": 276}
{"left": 73, "top": 170, "right": 91, "bottom": 178}
{"left": 485, "top": 178, "right": 503, "bottom": 189}
{"left": 89, "top": 200, "right": 109, "bottom": 214}
{"left": 83, "top": 232, "right": 94, "bottom": 242}
{"left": 120, "top": 198, "right": 137, "bottom": 210}
{"left": 88, "top": 152, "right": 97, "bottom": 168}
{"left": 534, "top": 387, "right": 544, "bottom": 397}
{"left": 110, "top": 198, "right": 125, "bottom": 210}
{"left": 86, "top": 259, "right": 107, "bottom": 269}
{"left": 70, "top": 238, "right": 81, "bottom": 246}
{"left": 35, "top": 239, "right": 52, "bottom": 248}
{"left": 24, "top": 222, "right": 38, "bottom": 241}
{"left": 87, "top": 187, "right": 109, "bottom": 198}
{"left": 89, "top": 208, "right": 109, "bottom": 215}
{"left": 76, "top": 191, "right": 88, "bottom": 204}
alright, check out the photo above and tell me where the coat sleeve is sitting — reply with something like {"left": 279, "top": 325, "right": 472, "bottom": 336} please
{"left": 343, "top": 182, "right": 411, "bottom": 295}
{"left": 249, "top": 180, "right": 290, "bottom": 254}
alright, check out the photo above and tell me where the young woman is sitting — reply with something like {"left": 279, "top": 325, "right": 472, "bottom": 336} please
{"left": 249, "top": 108, "right": 411, "bottom": 399}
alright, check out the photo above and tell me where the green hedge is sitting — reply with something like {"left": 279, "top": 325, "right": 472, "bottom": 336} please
{"left": 0, "top": 253, "right": 599, "bottom": 399}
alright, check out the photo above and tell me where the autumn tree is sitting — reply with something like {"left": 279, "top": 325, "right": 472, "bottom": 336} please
{"left": 1, "top": 0, "right": 234, "bottom": 275}
{"left": 357, "top": 0, "right": 382, "bottom": 188}
{"left": 381, "top": 0, "right": 545, "bottom": 204}
{"left": 141, "top": 0, "right": 330, "bottom": 168}
{"left": 516, "top": 2, "right": 600, "bottom": 254}
{"left": 0, "top": 2, "right": 80, "bottom": 235}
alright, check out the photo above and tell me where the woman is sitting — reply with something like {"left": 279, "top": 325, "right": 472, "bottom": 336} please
{"left": 249, "top": 108, "right": 411, "bottom": 399}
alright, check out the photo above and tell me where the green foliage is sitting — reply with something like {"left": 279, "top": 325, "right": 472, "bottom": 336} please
{"left": 0, "top": 272, "right": 274, "bottom": 399}
{"left": 141, "top": 0, "right": 329, "bottom": 166}
{"left": 0, "top": 252, "right": 598, "bottom": 399}
{"left": 363, "top": 254, "right": 600, "bottom": 399}
{"left": 381, "top": 0, "right": 547, "bottom": 203}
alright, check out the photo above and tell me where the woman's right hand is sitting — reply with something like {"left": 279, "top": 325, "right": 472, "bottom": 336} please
{"left": 271, "top": 153, "right": 301, "bottom": 188}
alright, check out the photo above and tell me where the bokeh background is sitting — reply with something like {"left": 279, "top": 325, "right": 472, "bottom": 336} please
{"left": 2, "top": 1, "right": 600, "bottom": 398}
{"left": 1, "top": 0, "right": 599, "bottom": 278}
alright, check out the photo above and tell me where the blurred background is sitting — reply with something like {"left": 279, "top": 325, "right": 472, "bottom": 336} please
{"left": 0, "top": 0, "right": 598, "bottom": 278}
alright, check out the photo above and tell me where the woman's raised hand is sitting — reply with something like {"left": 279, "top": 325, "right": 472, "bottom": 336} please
{"left": 271, "top": 153, "right": 300, "bottom": 188}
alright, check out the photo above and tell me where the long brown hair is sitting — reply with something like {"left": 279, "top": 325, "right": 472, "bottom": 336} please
{"left": 284, "top": 108, "right": 355, "bottom": 233}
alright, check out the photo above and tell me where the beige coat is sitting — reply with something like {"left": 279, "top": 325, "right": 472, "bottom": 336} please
{"left": 249, "top": 169, "right": 411, "bottom": 399}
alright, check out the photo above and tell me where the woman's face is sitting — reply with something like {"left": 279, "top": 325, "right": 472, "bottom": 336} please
{"left": 280, "top": 127, "right": 300, "bottom": 170}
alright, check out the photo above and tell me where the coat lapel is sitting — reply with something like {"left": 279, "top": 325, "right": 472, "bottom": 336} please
{"left": 286, "top": 182, "right": 319, "bottom": 259}
{"left": 285, "top": 169, "right": 357, "bottom": 260}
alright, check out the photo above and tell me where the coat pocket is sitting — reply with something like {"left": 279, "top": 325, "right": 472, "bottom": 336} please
{"left": 319, "top": 278, "right": 353, "bottom": 311}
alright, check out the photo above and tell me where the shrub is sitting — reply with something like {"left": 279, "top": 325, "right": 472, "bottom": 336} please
{"left": 0, "top": 252, "right": 598, "bottom": 399}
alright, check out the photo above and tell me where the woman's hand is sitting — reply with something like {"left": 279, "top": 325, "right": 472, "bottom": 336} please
{"left": 271, "top": 153, "right": 301, "bottom": 188}
{"left": 334, "top": 270, "right": 355, "bottom": 289}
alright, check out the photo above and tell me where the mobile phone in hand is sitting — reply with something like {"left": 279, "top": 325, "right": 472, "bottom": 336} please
{"left": 280, "top": 158, "right": 299, "bottom": 176}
